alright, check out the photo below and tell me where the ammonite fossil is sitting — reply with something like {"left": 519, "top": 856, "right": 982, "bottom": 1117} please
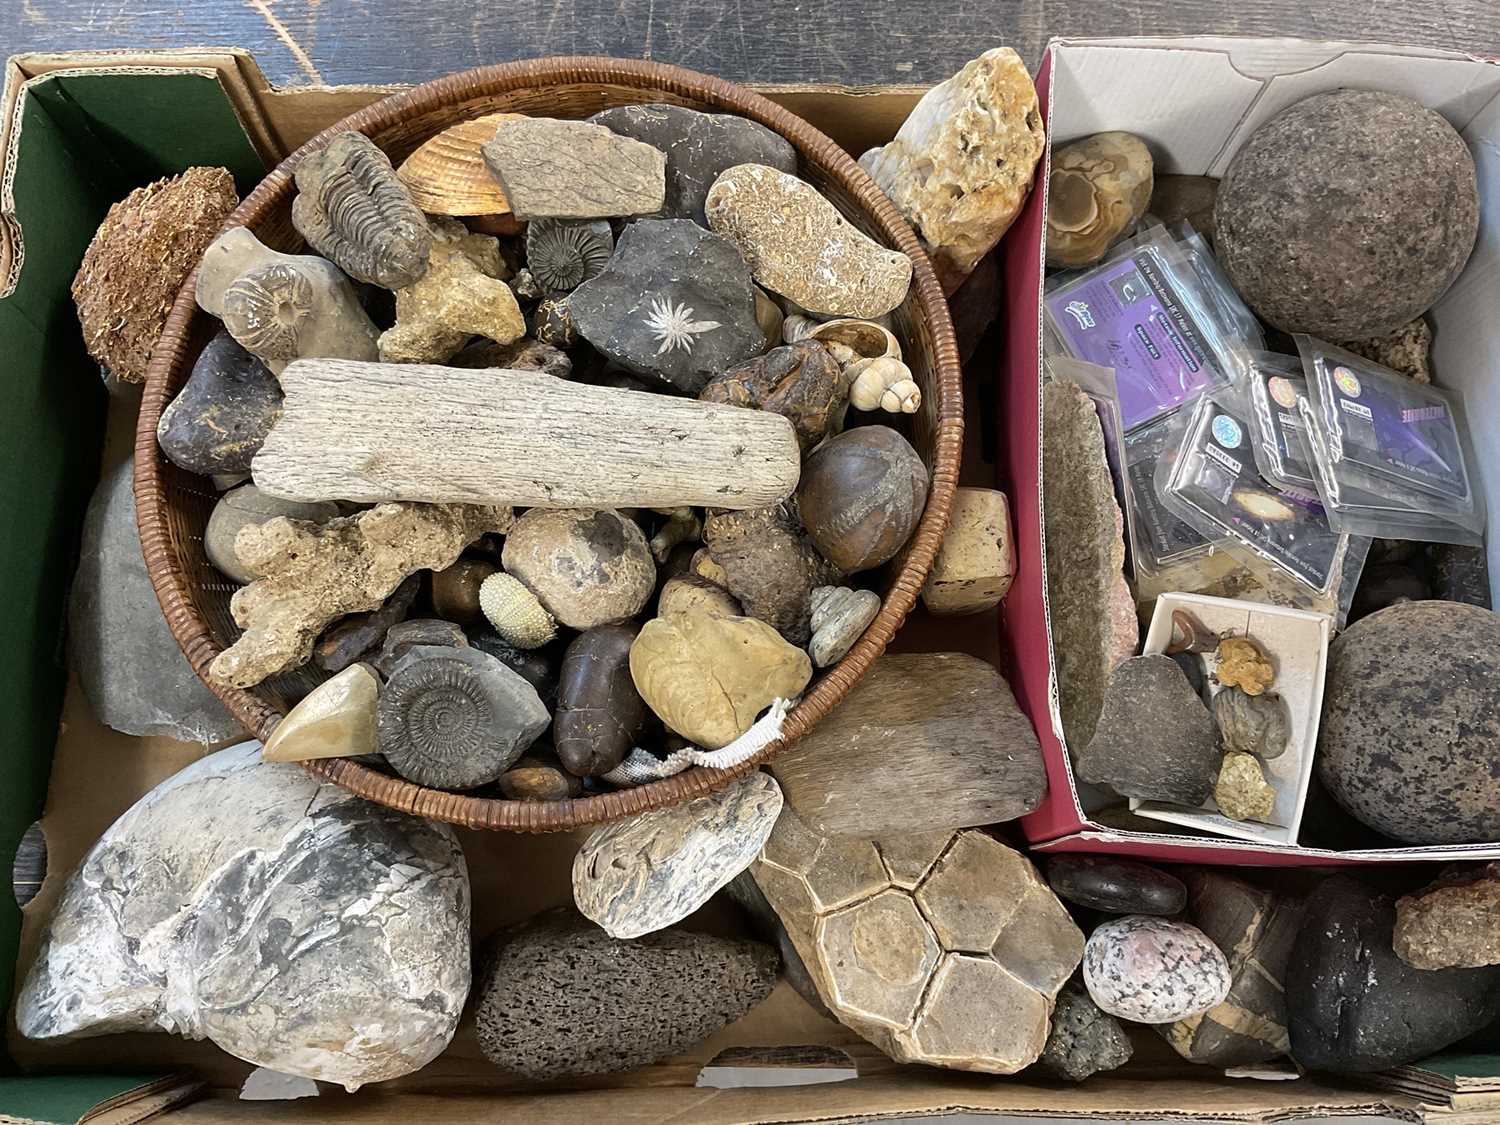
{"left": 525, "top": 219, "right": 614, "bottom": 293}
{"left": 221, "top": 263, "right": 314, "bottom": 361}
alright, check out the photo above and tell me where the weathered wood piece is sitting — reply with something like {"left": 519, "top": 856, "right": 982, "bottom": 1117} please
{"left": 253, "top": 359, "right": 802, "bottom": 509}
{"left": 768, "top": 652, "right": 1046, "bottom": 837}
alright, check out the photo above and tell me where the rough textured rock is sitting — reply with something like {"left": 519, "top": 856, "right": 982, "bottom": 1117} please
{"left": 699, "top": 341, "right": 841, "bottom": 453}
{"left": 474, "top": 909, "right": 776, "bottom": 1079}
{"left": 574, "top": 772, "right": 783, "bottom": 938}
{"left": 313, "top": 572, "right": 420, "bottom": 673}
{"left": 858, "top": 48, "right": 1044, "bottom": 287}
{"left": 1215, "top": 90, "right": 1479, "bottom": 339}
{"left": 451, "top": 336, "right": 572, "bottom": 379}
{"left": 157, "top": 330, "right": 282, "bottom": 475}
{"left": 568, "top": 218, "right": 765, "bottom": 393}
{"left": 657, "top": 574, "right": 741, "bottom": 620}
{"left": 375, "top": 618, "right": 469, "bottom": 677}
{"left": 797, "top": 425, "right": 928, "bottom": 574}
{"left": 751, "top": 810, "right": 1083, "bottom": 1073}
{"left": 1342, "top": 317, "right": 1433, "bottom": 384}
{"left": 1161, "top": 870, "right": 1302, "bottom": 1066}
{"left": 261, "top": 662, "right": 379, "bottom": 762}
{"left": 1394, "top": 864, "right": 1500, "bottom": 970}
{"left": 209, "top": 502, "right": 510, "bottom": 689}
{"left": 481, "top": 117, "right": 667, "bottom": 220}
{"left": 205, "top": 484, "right": 340, "bottom": 586}
{"left": 590, "top": 103, "right": 798, "bottom": 226}
{"left": 1318, "top": 601, "right": 1500, "bottom": 845}
{"left": 1287, "top": 875, "right": 1500, "bottom": 1072}
{"left": 630, "top": 611, "right": 812, "bottom": 749}
{"left": 502, "top": 508, "right": 656, "bottom": 630}
{"left": 1148, "top": 175, "right": 1218, "bottom": 242}
{"left": 807, "top": 585, "right": 880, "bottom": 668}
{"left": 1084, "top": 916, "right": 1232, "bottom": 1025}
{"left": 1215, "top": 636, "right": 1274, "bottom": 696}
{"left": 1046, "top": 131, "right": 1154, "bottom": 268}
{"left": 292, "top": 131, "right": 432, "bottom": 289}
{"left": 73, "top": 166, "right": 238, "bottom": 382}
{"left": 1045, "top": 856, "right": 1186, "bottom": 916}
{"left": 554, "top": 624, "right": 648, "bottom": 777}
{"left": 1213, "top": 688, "right": 1290, "bottom": 759}
{"left": 1043, "top": 381, "right": 1138, "bottom": 751}
{"left": 706, "top": 163, "right": 912, "bottom": 318}
{"left": 16, "top": 743, "right": 469, "bottom": 1090}
{"left": 70, "top": 457, "right": 242, "bottom": 743}
{"left": 1214, "top": 751, "right": 1276, "bottom": 822}
{"left": 378, "top": 218, "right": 524, "bottom": 363}
{"left": 1040, "top": 981, "right": 1134, "bottom": 1082}
{"left": 703, "top": 503, "right": 840, "bottom": 645}
{"left": 921, "top": 486, "right": 1015, "bottom": 615}
{"left": 1428, "top": 543, "right": 1492, "bottom": 608}
{"left": 1078, "top": 656, "right": 1219, "bottom": 806}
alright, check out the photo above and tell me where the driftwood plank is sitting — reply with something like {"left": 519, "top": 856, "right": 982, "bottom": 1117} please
{"left": 252, "top": 358, "right": 802, "bottom": 509}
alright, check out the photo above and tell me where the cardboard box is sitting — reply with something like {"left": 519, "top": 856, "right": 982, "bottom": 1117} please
{"left": 0, "top": 44, "right": 1473, "bottom": 1124}
{"left": 1008, "top": 37, "right": 1500, "bottom": 866}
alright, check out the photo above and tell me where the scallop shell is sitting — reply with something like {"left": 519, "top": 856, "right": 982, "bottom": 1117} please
{"left": 221, "top": 262, "right": 313, "bottom": 361}
{"left": 525, "top": 219, "right": 614, "bottom": 294}
{"left": 480, "top": 572, "right": 558, "bottom": 649}
{"left": 398, "top": 113, "right": 521, "bottom": 217}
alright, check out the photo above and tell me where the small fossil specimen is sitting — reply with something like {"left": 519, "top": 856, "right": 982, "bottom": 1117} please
{"left": 479, "top": 572, "right": 558, "bottom": 650}
{"left": 554, "top": 624, "right": 649, "bottom": 777}
{"left": 502, "top": 508, "right": 656, "bottom": 630}
{"left": 1214, "top": 751, "right": 1277, "bottom": 821}
{"left": 292, "top": 131, "right": 433, "bottom": 289}
{"left": 847, "top": 355, "right": 921, "bottom": 414}
{"left": 533, "top": 296, "right": 578, "bottom": 347}
{"left": 699, "top": 341, "right": 841, "bottom": 454}
{"left": 525, "top": 219, "right": 614, "bottom": 293}
{"left": 499, "top": 753, "right": 583, "bottom": 801}
{"left": 1213, "top": 687, "right": 1291, "bottom": 759}
{"left": 261, "top": 662, "right": 380, "bottom": 762}
{"left": 798, "top": 426, "right": 929, "bottom": 573}
{"left": 808, "top": 318, "right": 902, "bottom": 365}
{"left": 1046, "top": 131, "right": 1154, "bottom": 268}
{"left": 1214, "top": 636, "right": 1275, "bottom": 696}
{"left": 807, "top": 585, "right": 880, "bottom": 668}
{"left": 397, "top": 113, "right": 521, "bottom": 217}
{"left": 222, "top": 263, "right": 315, "bottom": 361}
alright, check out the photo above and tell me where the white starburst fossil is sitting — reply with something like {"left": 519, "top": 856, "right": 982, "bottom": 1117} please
{"left": 645, "top": 296, "right": 721, "bottom": 355}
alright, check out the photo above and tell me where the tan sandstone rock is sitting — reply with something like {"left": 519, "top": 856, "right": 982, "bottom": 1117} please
{"left": 920, "top": 486, "right": 1015, "bottom": 615}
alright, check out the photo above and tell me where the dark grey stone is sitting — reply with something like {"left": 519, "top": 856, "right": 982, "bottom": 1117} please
{"left": 1286, "top": 875, "right": 1500, "bottom": 1072}
{"left": 156, "top": 329, "right": 282, "bottom": 475}
{"left": 69, "top": 456, "right": 242, "bottom": 744}
{"left": 1076, "top": 655, "right": 1219, "bottom": 805}
{"left": 464, "top": 625, "right": 561, "bottom": 709}
{"left": 1215, "top": 90, "right": 1479, "bottom": 339}
{"left": 590, "top": 103, "right": 797, "bottom": 227}
{"left": 1428, "top": 543, "right": 1492, "bottom": 609}
{"left": 726, "top": 870, "right": 831, "bottom": 1019}
{"left": 1039, "top": 980, "right": 1134, "bottom": 1082}
{"left": 1046, "top": 855, "right": 1187, "bottom": 916}
{"left": 1317, "top": 601, "right": 1500, "bottom": 844}
{"left": 567, "top": 218, "right": 764, "bottom": 393}
{"left": 1167, "top": 650, "right": 1207, "bottom": 698}
{"left": 373, "top": 617, "right": 469, "bottom": 677}
{"left": 1349, "top": 562, "right": 1429, "bottom": 624}
{"left": 313, "top": 573, "right": 420, "bottom": 673}
{"left": 474, "top": 908, "right": 777, "bottom": 1078}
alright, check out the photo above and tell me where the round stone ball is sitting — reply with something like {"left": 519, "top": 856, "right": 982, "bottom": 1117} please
{"left": 1083, "top": 915, "right": 1231, "bottom": 1024}
{"left": 1214, "top": 89, "right": 1478, "bottom": 340}
{"left": 501, "top": 508, "right": 655, "bottom": 630}
{"left": 1318, "top": 601, "right": 1500, "bottom": 845}
{"left": 797, "top": 425, "right": 928, "bottom": 573}
{"left": 203, "top": 484, "right": 339, "bottom": 585}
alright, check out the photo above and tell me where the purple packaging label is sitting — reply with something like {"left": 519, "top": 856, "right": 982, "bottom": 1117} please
{"left": 1046, "top": 250, "right": 1221, "bottom": 430}
{"left": 1327, "top": 364, "right": 1468, "bottom": 501}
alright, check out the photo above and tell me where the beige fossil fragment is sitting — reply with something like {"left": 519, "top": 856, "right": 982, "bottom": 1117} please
{"left": 921, "top": 486, "right": 1015, "bottom": 615}
{"left": 261, "top": 663, "right": 380, "bottom": 762}
{"left": 478, "top": 572, "right": 558, "bottom": 649}
{"left": 1046, "top": 131, "right": 1154, "bottom": 268}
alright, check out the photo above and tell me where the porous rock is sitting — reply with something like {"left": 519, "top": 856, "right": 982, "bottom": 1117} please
{"left": 568, "top": 218, "right": 765, "bottom": 392}
{"left": 205, "top": 484, "right": 340, "bottom": 586}
{"left": 16, "top": 743, "right": 469, "bottom": 1090}
{"left": 73, "top": 166, "right": 238, "bottom": 382}
{"left": 1215, "top": 90, "right": 1479, "bottom": 339}
{"left": 554, "top": 624, "right": 649, "bottom": 777}
{"left": 1083, "top": 916, "right": 1231, "bottom": 1025}
{"left": 858, "top": 48, "right": 1044, "bottom": 287}
{"left": 1040, "top": 981, "right": 1134, "bottom": 1082}
{"left": 1318, "top": 601, "right": 1500, "bottom": 845}
{"left": 157, "top": 330, "right": 282, "bottom": 475}
{"left": 502, "top": 507, "right": 655, "bottom": 630}
{"left": 1395, "top": 863, "right": 1500, "bottom": 970}
{"left": 591, "top": 103, "right": 797, "bottom": 226}
{"left": 630, "top": 611, "right": 812, "bottom": 749}
{"left": 1287, "top": 875, "right": 1500, "bottom": 1071}
{"left": 797, "top": 426, "right": 928, "bottom": 574}
{"left": 574, "top": 772, "right": 783, "bottom": 938}
{"left": 1214, "top": 751, "right": 1276, "bottom": 822}
{"left": 1215, "top": 635, "right": 1274, "bottom": 696}
{"left": 1043, "top": 380, "right": 1138, "bottom": 751}
{"left": 1045, "top": 855, "right": 1187, "bottom": 916}
{"left": 313, "top": 572, "right": 420, "bottom": 673}
{"left": 1077, "top": 655, "right": 1219, "bottom": 806}
{"left": 1342, "top": 317, "right": 1433, "bottom": 384}
{"left": 209, "top": 502, "right": 510, "bottom": 688}
{"left": 70, "top": 456, "right": 241, "bottom": 743}
{"left": 1046, "top": 131, "right": 1154, "bottom": 268}
{"left": 481, "top": 117, "right": 667, "bottom": 221}
{"left": 261, "top": 662, "right": 379, "bottom": 762}
{"left": 704, "top": 503, "right": 840, "bottom": 645}
{"left": 706, "top": 163, "right": 912, "bottom": 318}
{"left": 920, "top": 486, "right": 1015, "bottom": 615}
{"left": 751, "top": 811, "right": 1083, "bottom": 1073}
{"left": 474, "top": 909, "right": 777, "bottom": 1079}
{"left": 699, "top": 341, "right": 841, "bottom": 453}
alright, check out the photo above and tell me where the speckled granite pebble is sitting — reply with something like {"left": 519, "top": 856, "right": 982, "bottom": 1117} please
{"left": 1046, "top": 856, "right": 1187, "bottom": 916}
{"left": 1083, "top": 915, "right": 1230, "bottom": 1025}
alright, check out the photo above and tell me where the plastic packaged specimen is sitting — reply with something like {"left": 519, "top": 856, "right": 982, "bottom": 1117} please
{"left": 1244, "top": 351, "right": 1318, "bottom": 493}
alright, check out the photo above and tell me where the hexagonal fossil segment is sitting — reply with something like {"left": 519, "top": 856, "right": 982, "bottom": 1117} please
{"left": 989, "top": 881, "right": 1088, "bottom": 998}
{"left": 761, "top": 830, "right": 888, "bottom": 914}
{"left": 914, "top": 831, "right": 1027, "bottom": 950}
{"left": 813, "top": 889, "right": 941, "bottom": 1030}
{"left": 900, "top": 952, "right": 1051, "bottom": 1073}
{"left": 875, "top": 832, "right": 952, "bottom": 890}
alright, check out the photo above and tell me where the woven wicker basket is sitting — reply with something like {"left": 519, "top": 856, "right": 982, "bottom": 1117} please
{"left": 135, "top": 57, "right": 963, "bottom": 832}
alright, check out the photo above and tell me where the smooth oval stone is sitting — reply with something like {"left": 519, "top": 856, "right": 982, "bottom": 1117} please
{"left": 1046, "top": 856, "right": 1187, "bottom": 916}
{"left": 158, "top": 329, "right": 283, "bottom": 475}
{"left": 797, "top": 426, "right": 928, "bottom": 573}
{"left": 502, "top": 508, "right": 656, "bottom": 630}
{"left": 554, "top": 624, "right": 648, "bottom": 777}
{"left": 1083, "top": 916, "right": 1231, "bottom": 1024}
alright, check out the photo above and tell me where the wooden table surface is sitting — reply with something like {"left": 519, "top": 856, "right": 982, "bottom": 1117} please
{"left": 3, "top": 0, "right": 1497, "bottom": 87}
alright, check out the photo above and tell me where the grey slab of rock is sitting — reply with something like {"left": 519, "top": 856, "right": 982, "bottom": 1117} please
{"left": 1077, "top": 655, "right": 1219, "bottom": 806}
{"left": 590, "top": 103, "right": 797, "bottom": 227}
{"left": 157, "top": 329, "right": 283, "bottom": 475}
{"left": 1287, "top": 875, "right": 1500, "bottom": 1072}
{"left": 474, "top": 908, "right": 777, "bottom": 1079}
{"left": 69, "top": 457, "right": 242, "bottom": 744}
{"left": 481, "top": 117, "right": 666, "bottom": 221}
{"left": 1040, "top": 980, "right": 1134, "bottom": 1082}
{"left": 573, "top": 772, "right": 783, "bottom": 938}
{"left": 373, "top": 617, "right": 470, "bottom": 677}
{"left": 567, "top": 218, "right": 765, "bottom": 393}
{"left": 15, "top": 742, "right": 470, "bottom": 1091}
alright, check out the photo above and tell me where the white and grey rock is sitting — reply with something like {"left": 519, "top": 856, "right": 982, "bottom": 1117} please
{"left": 16, "top": 742, "right": 470, "bottom": 1090}
{"left": 157, "top": 330, "right": 283, "bottom": 476}
{"left": 205, "top": 484, "right": 341, "bottom": 586}
{"left": 1083, "top": 915, "right": 1232, "bottom": 1025}
{"left": 573, "top": 772, "right": 783, "bottom": 939}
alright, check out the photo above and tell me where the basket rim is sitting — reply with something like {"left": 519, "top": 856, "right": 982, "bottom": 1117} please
{"left": 134, "top": 54, "right": 965, "bottom": 832}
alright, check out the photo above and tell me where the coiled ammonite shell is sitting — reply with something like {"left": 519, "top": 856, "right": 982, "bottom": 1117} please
{"left": 221, "top": 263, "right": 314, "bottom": 361}
{"left": 376, "top": 645, "right": 550, "bottom": 790}
{"left": 525, "top": 219, "right": 614, "bottom": 293}
{"left": 292, "top": 131, "right": 433, "bottom": 290}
